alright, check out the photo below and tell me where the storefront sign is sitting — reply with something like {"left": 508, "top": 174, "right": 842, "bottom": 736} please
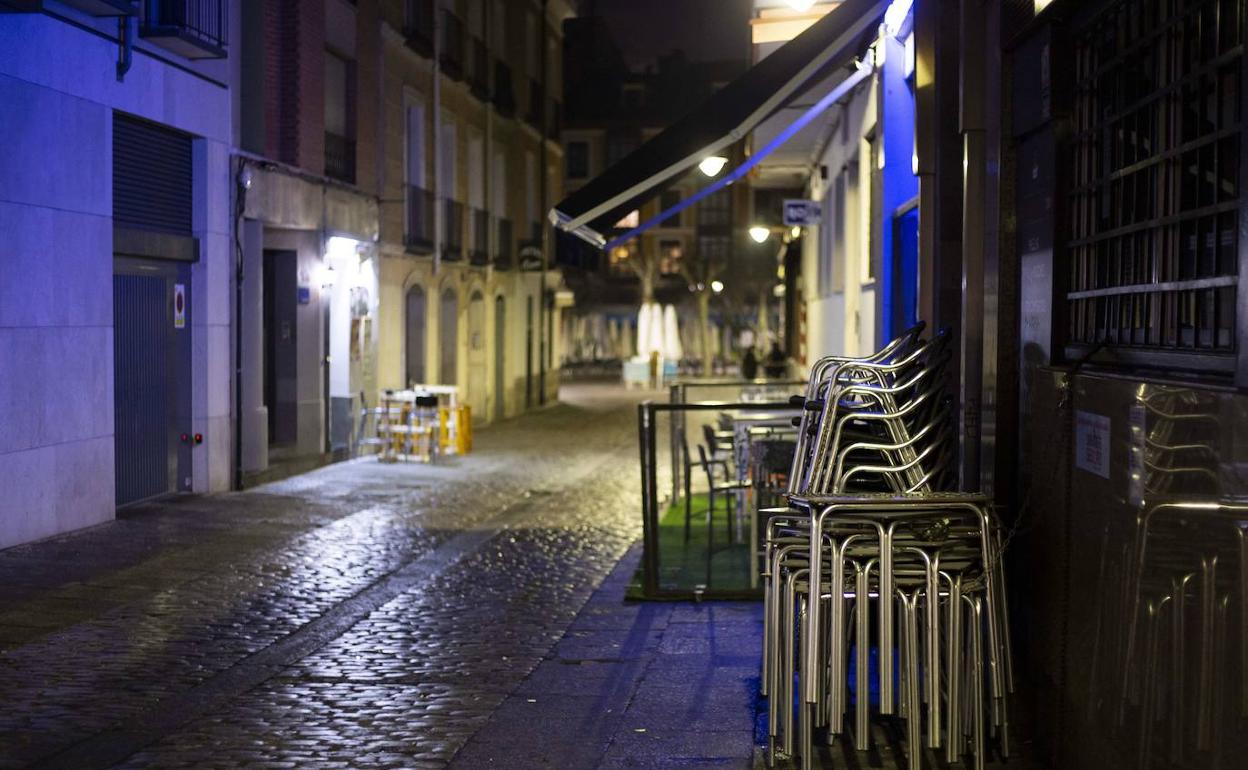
{"left": 1075, "top": 410, "right": 1111, "bottom": 479}
{"left": 783, "top": 199, "right": 821, "bottom": 225}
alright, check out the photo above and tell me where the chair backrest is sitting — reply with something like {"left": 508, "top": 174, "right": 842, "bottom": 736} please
{"left": 696, "top": 444, "right": 716, "bottom": 485}
{"left": 702, "top": 424, "right": 720, "bottom": 457}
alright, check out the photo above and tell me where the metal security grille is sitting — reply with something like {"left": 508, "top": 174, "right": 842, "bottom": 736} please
{"left": 113, "top": 273, "right": 171, "bottom": 506}
{"left": 113, "top": 113, "right": 193, "bottom": 234}
{"left": 1067, "top": 0, "right": 1243, "bottom": 367}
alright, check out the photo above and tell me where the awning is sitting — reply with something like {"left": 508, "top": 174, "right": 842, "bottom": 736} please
{"left": 549, "top": 0, "right": 887, "bottom": 249}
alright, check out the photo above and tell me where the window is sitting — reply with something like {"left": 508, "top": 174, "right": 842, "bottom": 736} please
{"left": 818, "top": 186, "right": 834, "bottom": 297}
{"left": 697, "top": 188, "right": 732, "bottom": 227}
{"left": 324, "top": 50, "right": 355, "bottom": 183}
{"left": 832, "top": 169, "right": 847, "bottom": 292}
{"left": 697, "top": 235, "right": 731, "bottom": 263}
{"left": 659, "top": 239, "right": 684, "bottom": 275}
{"left": 1065, "top": 0, "right": 1242, "bottom": 368}
{"left": 606, "top": 132, "right": 638, "bottom": 167}
{"left": 567, "top": 141, "right": 589, "bottom": 179}
{"left": 406, "top": 102, "right": 426, "bottom": 188}
{"left": 440, "top": 114, "right": 457, "bottom": 199}
{"left": 608, "top": 243, "right": 635, "bottom": 277}
{"left": 525, "top": 11, "right": 538, "bottom": 76}
{"left": 660, "top": 189, "right": 681, "bottom": 227}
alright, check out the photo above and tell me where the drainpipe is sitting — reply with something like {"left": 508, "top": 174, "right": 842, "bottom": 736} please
{"left": 433, "top": 3, "right": 442, "bottom": 274}
{"left": 233, "top": 160, "right": 247, "bottom": 490}
{"left": 116, "top": 13, "right": 134, "bottom": 81}
{"left": 538, "top": 0, "right": 549, "bottom": 404}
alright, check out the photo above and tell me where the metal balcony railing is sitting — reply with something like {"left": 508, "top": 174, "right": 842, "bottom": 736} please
{"left": 140, "top": 0, "right": 227, "bottom": 59}
{"left": 407, "top": 185, "right": 435, "bottom": 252}
{"left": 440, "top": 10, "right": 464, "bottom": 79}
{"left": 404, "top": 0, "right": 433, "bottom": 55}
{"left": 442, "top": 199, "right": 464, "bottom": 259}
{"left": 493, "top": 60, "right": 516, "bottom": 117}
{"left": 519, "top": 221, "right": 543, "bottom": 270}
{"left": 468, "top": 37, "right": 489, "bottom": 100}
{"left": 525, "top": 78, "right": 542, "bottom": 128}
{"left": 324, "top": 132, "right": 356, "bottom": 184}
{"left": 495, "top": 217, "right": 514, "bottom": 270}
{"left": 468, "top": 207, "right": 490, "bottom": 265}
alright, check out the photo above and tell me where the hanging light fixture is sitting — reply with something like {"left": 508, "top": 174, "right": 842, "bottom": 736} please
{"left": 749, "top": 225, "right": 771, "bottom": 243}
{"left": 786, "top": 0, "right": 816, "bottom": 11}
{"left": 698, "top": 155, "right": 728, "bottom": 177}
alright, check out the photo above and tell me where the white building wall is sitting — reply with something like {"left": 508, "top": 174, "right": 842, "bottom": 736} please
{"left": 801, "top": 76, "right": 878, "bottom": 372}
{"left": 0, "top": 13, "right": 233, "bottom": 548}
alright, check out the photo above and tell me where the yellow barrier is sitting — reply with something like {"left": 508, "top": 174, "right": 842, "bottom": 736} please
{"left": 436, "top": 405, "right": 473, "bottom": 454}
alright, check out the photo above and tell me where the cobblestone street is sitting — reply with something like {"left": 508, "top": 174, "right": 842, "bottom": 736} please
{"left": 0, "top": 385, "right": 761, "bottom": 770}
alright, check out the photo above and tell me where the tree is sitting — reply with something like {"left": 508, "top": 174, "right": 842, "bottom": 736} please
{"left": 680, "top": 250, "right": 724, "bottom": 376}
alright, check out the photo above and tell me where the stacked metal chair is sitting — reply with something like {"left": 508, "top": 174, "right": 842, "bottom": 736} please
{"left": 762, "top": 323, "right": 1014, "bottom": 770}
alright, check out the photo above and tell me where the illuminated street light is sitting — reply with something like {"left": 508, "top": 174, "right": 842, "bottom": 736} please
{"left": 749, "top": 225, "right": 771, "bottom": 243}
{"left": 786, "top": 0, "right": 816, "bottom": 10}
{"left": 711, "top": 280, "right": 725, "bottom": 294}
{"left": 698, "top": 155, "right": 728, "bottom": 177}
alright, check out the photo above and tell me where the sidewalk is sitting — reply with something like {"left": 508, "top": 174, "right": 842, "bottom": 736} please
{"left": 448, "top": 544, "right": 763, "bottom": 770}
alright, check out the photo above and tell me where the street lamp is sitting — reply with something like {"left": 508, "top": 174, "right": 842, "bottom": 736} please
{"left": 711, "top": 280, "right": 724, "bottom": 294}
{"left": 698, "top": 155, "right": 728, "bottom": 177}
{"left": 749, "top": 225, "right": 771, "bottom": 243}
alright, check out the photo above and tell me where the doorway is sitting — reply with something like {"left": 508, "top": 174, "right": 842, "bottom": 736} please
{"left": 112, "top": 259, "right": 192, "bottom": 506}
{"left": 263, "top": 249, "right": 298, "bottom": 446}
{"left": 439, "top": 287, "right": 458, "bottom": 384}
{"left": 467, "top": 291, "right": 486, "bottom": 420}
{"left": 405, "top": 285, "right": 426, "bottom": 386}
{"left": 494, "top": 296, "right": 506, "bottom": 421}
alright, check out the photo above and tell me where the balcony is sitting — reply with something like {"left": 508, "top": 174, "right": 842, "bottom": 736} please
{"left": 140, "top": 0, "right": 226, "bottom": 59}
{"left": 324, "top": 132, "right": 356, "bottom": 184}
{"left": 468, "top": 37, "right": 489, "bottom": 100}
{"left": 442, "top": 199, "right": 464, "bottom": 260}
{"left": 404, "top": 0, "right": 433, "bottom": 55}
{"left": 468, "top": 207, "right": 490, "bottom": 266}
{"left": 525, "top": 78, "right": 542, "bottom": 128}
{"left": 518, "top": 221, "right": 543, "bottom": 270}
{"left": 440, "top": 10, "right": 465, "bottom": 80}
{"left": 493, "top": 61, "right": 516, "bottom": 118}
{"left": 495, "top": 217, "right": 513, "bottom": 270}
{"left": 407, "top": 185, "right": 435, "bottom": 253}
{"left": 59, "top": 0, "right": 135, "bottom": 15}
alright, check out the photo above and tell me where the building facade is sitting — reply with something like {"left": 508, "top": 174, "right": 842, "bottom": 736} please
{"left": 559, "top": 23, "right": 763, "bottom": 372}
{"left": 0, "top": 0, "right": 235, "bottom": 549}
{"left": 0, "top": 0, "right": 572, "bottom": 550}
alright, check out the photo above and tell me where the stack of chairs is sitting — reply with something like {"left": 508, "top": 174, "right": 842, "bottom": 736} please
{"left": 762, "top": 323, "right": 1015, "bottom": 770}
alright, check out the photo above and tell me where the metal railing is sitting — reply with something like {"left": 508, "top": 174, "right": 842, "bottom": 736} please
{"left": 468, "top": 207, "right": 490, "bottom": 265}
{"left": 495, "top": 217, "right": 514, "bottom": 270}
{"left": 324, "top": 132, "right": 355, "bottom": 184}
{"left": 442, "top": 199, "right": 464, "bottom": 259}
{"left": 440, "top": 10, "right": 464, "bottom": 78}
{"left": 142, "top": 0, "right": 227, "bottom": 50}
{"left": 407, "top": 185, "right": 435, "bottom": 252}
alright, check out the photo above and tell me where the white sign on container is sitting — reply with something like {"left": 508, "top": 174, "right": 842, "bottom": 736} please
{"left": 1075, "top": 410, "right": 1111, "bottom": 479}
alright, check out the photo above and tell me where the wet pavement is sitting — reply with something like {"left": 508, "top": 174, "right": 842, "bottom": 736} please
{"left": 0, "top": 384, "right": 764, "bottom": 769}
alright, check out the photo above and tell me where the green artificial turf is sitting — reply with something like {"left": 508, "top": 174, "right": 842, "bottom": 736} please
{"left": 627, "top": 492, "right": 755, "bottom": 599}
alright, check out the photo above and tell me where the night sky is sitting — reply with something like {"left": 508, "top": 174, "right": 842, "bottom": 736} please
{"left": 579, "top": 0, "right": 753, "bottom": 68}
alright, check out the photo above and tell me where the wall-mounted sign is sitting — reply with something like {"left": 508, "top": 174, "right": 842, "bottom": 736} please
{"left": 1075, "top": 410, "right": 1110, "bottom": 479}
{"left": 783, "top": 199, "right": 822, "bottom": 226}
{"left": 173, "top": 283, "right": 186, "bottom": 329}
{"left": 298, "top": 286, "right": 311, "bottom": 305}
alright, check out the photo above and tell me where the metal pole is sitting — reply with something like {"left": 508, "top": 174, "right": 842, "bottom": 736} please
{"left": 538, "top": 0, "right": 549, "bottom": 404}
{"left": 432, "top": 2, "right": 442, "bottom": 273}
